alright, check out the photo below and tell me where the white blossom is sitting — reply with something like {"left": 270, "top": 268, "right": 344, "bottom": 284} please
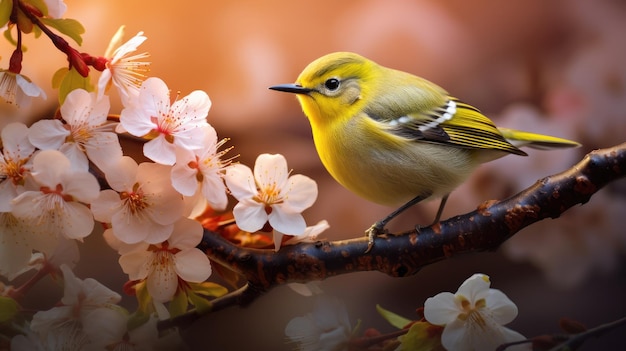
{"left": 224, "top": 153, "right": 318, "bottom": 246}
{"left": 11, "top": 150, "right": 99, "bottom": 241}
{"left": 119, "top": 77, "right": 212, "bottom": 165}
{"left": 90, "top": 156, "right": 185, "bottom": 244}
{"left": 118, "top": 217, "right": 212, "bottom": 303}
{"left": 29, "top": 89, "right": 122, "bottom": 171}
{"left": 98, "top": 25, "right": 150, "bottom": 106}
{"left": 424, "top": 274, "right": 529, "bottom": 351}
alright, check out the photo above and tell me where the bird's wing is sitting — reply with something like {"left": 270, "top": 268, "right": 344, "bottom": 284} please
{"left": 368, "top": 97, "right": 527, "bottom": 156}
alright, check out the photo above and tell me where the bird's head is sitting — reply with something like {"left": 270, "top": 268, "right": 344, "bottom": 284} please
{"left": 270, "top": 52, "right": 376, "bottom": 127}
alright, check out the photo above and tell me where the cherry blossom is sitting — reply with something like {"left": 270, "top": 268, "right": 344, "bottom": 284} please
{"left": 11, "top": 321, "right": 90, "bottom": 351}
{"left": 224, "top": 153, "right": 318, "bottom": 238}
{"left": 424, "top": 274, "right": 529, "bottom": 351}
{"left": 119, "top": 77, "right": 212, "bottom": 165}
{"left": 84, "top": 313, "right": 183, "bottom": 351}
{"left": 10, "top": 150, "right": 100, "bottom": 241}
{"left": 90, "top": 156, "right": 185, "bottom": 244}
{"left": 44, "top": 0, "right": 68, "bottom": 18}
{"left": 0, "top": 70, "right": 47, "bottom": 108}
{"left": 29, "top": 89, "right": 122, "bottom": 171}
{"left": 285, "top": 296, "right": 353, "bottom": 351}
{"left": 171, "top": 124, "right": 231, "bottom": 211}
{"left": 0, "top": 213, "right": 50, "bottom": 280}
{"left": 117, "top": 217, "right": 212, "bottom": 303}
{"left": 28, "top": 265, "right": 122, "bottom": 346}
{"left": 0, "top": 212, "right": 79, "bottom": 281}
{"left": 98, "top": 25, "right": 150, "bottom": 106}
{"left": 0, "top": 122, "right": 35, "bottom": 212}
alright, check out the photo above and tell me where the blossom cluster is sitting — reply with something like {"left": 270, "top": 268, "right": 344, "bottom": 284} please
{"left": 285, "top": 274, "right": 530, "bottom": 351}
{"left": 1, "top": 14, "right": 321, "bottom": 348}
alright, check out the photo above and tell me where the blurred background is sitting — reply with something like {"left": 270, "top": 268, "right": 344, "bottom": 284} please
{"left": 2, "top": 0, "right": 626, "bottom": 349}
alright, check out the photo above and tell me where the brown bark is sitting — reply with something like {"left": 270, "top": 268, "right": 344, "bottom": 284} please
{"left": 159, "top": 142, "right": 626, "bottom": 331}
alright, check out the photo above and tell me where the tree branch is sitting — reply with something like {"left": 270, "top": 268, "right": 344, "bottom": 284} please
{"left": 158, "top": 142, "right": 626, "bottom": 331}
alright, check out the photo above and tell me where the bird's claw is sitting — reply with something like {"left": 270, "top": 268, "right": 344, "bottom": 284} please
{"left": 364, "top": 222, "right": 386, "bottom": 253}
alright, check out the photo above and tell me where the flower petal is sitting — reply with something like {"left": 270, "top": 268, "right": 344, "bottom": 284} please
{"left": 440, "top": 318, "right": 471, "bottom": 351}
{"left": 146, "top": 255, "right": 178, "bottom": 303}
{"left": 1, "top": 122, "right": 35, "bottom": 159}
{"left": 90, "top": 190, "right": 121, "bottom": 223}
{"left": 457, "top": 273, "right": 491, "bottom": 302}
{"left": 0, "top": 181, "right": 18, "bottom": 212}
{"left": 269, "top": 206, "right": 306, "bottom": 235}
{"left": 485, "top": 289, "right": 519, "bottom": 325}
{"left": 31, "top": 150, "right": 71, "bottom": 187}
{"left": 81, "top": 277, "right": 122, "bottom": 306}
{"left": 10, "top": 191, "right": 43, "bottom": 219}
{"left": 61, "top": 170, "right": 100, "bottom": 203}
{"left": 82, "top": 307, "right": 127, "bottom": 346}
{"left": 281, "top": 174, "right": 318, "bottom": 212}
{"left": 119, "top": 106, "right": 155, "bottom": 137}
{"left": 60, "top": 202, "right": 95, "bottom": 240}
{"left": 424, "top": 292, "right": 459, "bottom": 325}
{"left": 201, "top": 173, "right": 228, "bottom": 211}
{"left": 232, "top": 199, "right": 267, "bottom": 233}
{"left": 28, "top": 119, "right": 69, "bottom": 151}
{"left": 174, "top": 248, "right": 212, "bottom": 282}
{"left": 224, "top": 163, "right": 257, "bottom": 200}
{"left": 16, "top": 74, "right": 46, "bottom": 99}
{"left": 170, "top": 90, "right": 211, "bottom": 126}
{"left": 104, "top": 156, "right": 138, "bottom": 192}
{"left": 0, "top": 214, "right": 34, "bottom": 280}
{"left": 138, "top": 77, "right": 169, "bottom": 116}
{"left": 168, "top": 217, "right": 202, "bottom": 249}
{"left": 112, "top": 209, "right": 174, "bottom": 244}
{"left": 144, "top": 136, "right": 176, "bottom": 165}
{"left": 253, "top": 153, "right": 289, "bottom": 189}
{"left": 119, "top": 250, "right": 153, "bottom": 280}
{"left": 60, "top": 89, "right": 91, "bottom": 125}
{"left": 171, "top": 148, "right": 199, "bottom": 196}
{"left": 83, "top": 132, "right": 123, "bottom": 171}
{"left": 58, "top": 142, "right": 89, "bottom": 171}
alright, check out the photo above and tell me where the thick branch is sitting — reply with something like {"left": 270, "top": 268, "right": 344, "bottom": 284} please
{"left": 159, "top": 142, "right": 626, "bottom": 330}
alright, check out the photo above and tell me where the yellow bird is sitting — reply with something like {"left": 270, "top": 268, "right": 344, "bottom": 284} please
{"left": 270, "top": 52, "right": 579, "bottom": 251}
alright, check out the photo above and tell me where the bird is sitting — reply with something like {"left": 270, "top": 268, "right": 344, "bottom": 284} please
{"left": 269, "top": 52, "right": 580, "bottom": 252}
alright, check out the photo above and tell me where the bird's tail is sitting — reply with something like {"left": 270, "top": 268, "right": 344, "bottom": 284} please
{"left": 498, "top": 127, "right": 581, "bottom": 150}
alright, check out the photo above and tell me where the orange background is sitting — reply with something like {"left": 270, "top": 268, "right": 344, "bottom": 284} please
{"left": 2, "top": 0, "right": 625, "bottom": 349}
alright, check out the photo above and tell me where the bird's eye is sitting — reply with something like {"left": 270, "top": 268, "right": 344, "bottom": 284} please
{"left": 324, "top": 78, "right": 340, "bottom": 91}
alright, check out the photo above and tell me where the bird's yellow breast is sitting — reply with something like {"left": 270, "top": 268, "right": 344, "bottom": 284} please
{"left": 311, "top": 112, "right": 479, "bottom": 207}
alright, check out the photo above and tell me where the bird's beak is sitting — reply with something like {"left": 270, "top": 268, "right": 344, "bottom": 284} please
{"left": 269, "top": 84, "right": 312, "bottom": 95}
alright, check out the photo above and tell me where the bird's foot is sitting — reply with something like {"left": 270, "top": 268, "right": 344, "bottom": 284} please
{"left": 364, "top": 222, "right": 387, "bottom": 253}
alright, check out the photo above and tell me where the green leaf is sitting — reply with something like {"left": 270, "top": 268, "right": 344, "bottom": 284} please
{"left": 16, "top": 10, "right": 33, "bottom": 34}
{"left": 52, "top": 67, "right": 69, "bottom": 89}
{"left": 32, "top": 24, "right": 42, "bottom": 39}
{"left": 26, "top": 0, "right": 50, "bottom": 16}
{"left": 190, "top": 281, "right": 228, "bottom": 298}
{"left": 0, "top": 296, "right": 19, "bottom": 323}
{"left": 127, "top": 310, "right": 151, "bottom": 331}
{"left": 134, "top": 281, "right": 154, "bottom": 315}
{"left": 376, "top": 304, "right": 412, "bottom": 329}
{"left": 58, "top": 67, "right": 93, "bottom": 104}
{"left": 396, "top": 321, "right": 445, "bottom": 351}
{"left": 0, "top": 0, "right": 13, "bottom": 28}
{"left": 187, "top": 291, "right": 213, "bottom": 314}
{"left": 168, "top": 290, "right": 189, "bottom": 318}
{"left": 3, "top": 27, "right": 16, "bottom": 46}
{"left": 39, "top": 17, "right": 85, "bottom": 46}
